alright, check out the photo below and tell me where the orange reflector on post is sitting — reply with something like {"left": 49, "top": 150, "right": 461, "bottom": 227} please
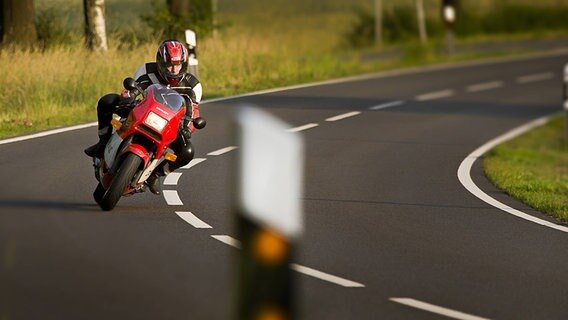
{"left": 165, "top": 152, "right": 177, "bottom": 162}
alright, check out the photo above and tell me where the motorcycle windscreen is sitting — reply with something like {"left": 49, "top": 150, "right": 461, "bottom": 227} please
{"left": 147, "top": 84, "right": 186, "bottom": 112}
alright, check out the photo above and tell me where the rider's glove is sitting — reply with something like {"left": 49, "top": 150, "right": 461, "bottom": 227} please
{"left": 188, "top": 103, "right": 200, "bottom": 133}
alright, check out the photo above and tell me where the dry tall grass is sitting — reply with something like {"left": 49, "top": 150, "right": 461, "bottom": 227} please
{"left": 2, "top": 0, "right": 568, "bottom": 138}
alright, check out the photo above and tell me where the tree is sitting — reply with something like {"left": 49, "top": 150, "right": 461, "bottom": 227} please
{"left": 416, "top": 0, "right": 428, "bottom": 44}
{"left": 143, "top": 0, "right": 213, "bottom": 39}
{"left": 83, "top": 0, "right": 108, "bottom": 51}
{"left": 168, "top": 0, "right": 191, "bottom": 14}
{"left": 1, "top": 0, "right": 38, "bottom": 47}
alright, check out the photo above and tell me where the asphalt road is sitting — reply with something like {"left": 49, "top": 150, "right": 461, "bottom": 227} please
{"left": 1, "top": 51, "right": 568, "bottom": 319}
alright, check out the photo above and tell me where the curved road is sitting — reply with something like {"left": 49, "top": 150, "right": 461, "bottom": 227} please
{"left": 1, "top": 51, "right": 568, "bottom": 319}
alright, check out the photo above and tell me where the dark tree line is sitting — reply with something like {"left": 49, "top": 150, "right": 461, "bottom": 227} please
{"left": 1, "top": 0, "right": 206, "bottom": 49}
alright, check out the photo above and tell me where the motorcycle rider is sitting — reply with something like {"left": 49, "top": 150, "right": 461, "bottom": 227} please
{"left": 84, "top": 39, "right": 203, "bottom": 195}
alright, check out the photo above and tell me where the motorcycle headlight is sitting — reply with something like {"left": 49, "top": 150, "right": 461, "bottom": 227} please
{"left": 144, "top": 112, "right": 167, "bottom": 133}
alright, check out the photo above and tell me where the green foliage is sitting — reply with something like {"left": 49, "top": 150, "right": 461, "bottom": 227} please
{"left": 141, "top": 0, "right": 213, "bottom": 40}
{"left": 456, "top": 4, "right": 568, "bottom": 36}
{"left": 346, "top": 3, "right": 568, "bottom": 48}
{"left": 484, "top": 117, "right": 568, "bottom": 222}
{"left": 36, "top": 7, "right": 77, "bottom": 48}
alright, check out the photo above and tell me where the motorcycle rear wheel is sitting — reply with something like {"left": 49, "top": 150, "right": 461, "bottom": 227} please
{"left": 99, "top": 153, "right": 142, "bottom": 211}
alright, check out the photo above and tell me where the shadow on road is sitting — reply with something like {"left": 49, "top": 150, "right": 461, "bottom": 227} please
{"left": 0, "top": 200, "right": 100, "bottom": 212}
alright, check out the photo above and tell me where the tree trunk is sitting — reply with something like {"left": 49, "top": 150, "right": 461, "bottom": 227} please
{"left": 416, "top": 0, "right": 428, "bottom": 44}
{"left": 84, "top": 0, "right": 108, "bottom": 51}
{"left": 168, "top": 0, "right": 191, "bottom": 16}
{"left": 374, "top": 0, "right": 382, "bottom": 49}
{"left": 1, "top": 0, "right": 38, "bottom": 47}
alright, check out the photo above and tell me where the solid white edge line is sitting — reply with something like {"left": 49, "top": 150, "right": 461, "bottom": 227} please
{"left": 325, "top": 111, "right": 361, "bottom": 122}
{"left": 390, "top": 298, "right": 490, "bottom": 320}
{"left": 466, "top": 81, "right": 503, "bottom": 92}
{"left": 290, "top": 263, "right": 365, "bottom": 288}
{"left": 287, "top": 123, "right": 319, "bottom": 133}
{"left": 163, "top": 190, "right": 183, "bottom": 205}
{"left": 457, "top": 113, "right": 568, "bottom": 233}
{"left": 370, "top": 100, "right": 405, "bottom": 110}
{"left": 211, "top": 235, "right": 365, "bottom": 287}
{"left": 3, "top": 51, "right": 567, "bottom": 146}
{"left": 0, "top": 122, "right": 97, "bottom": 146}
{"left": 176, "top": 211, "right": 212, "bottom": 229}
{"left": 180, "top": 158, "right": 207, "bottom": 169}
{"left": 516, "top": 72, "right": 555, "bottom": 84}
{"left": 202, "top": 49, "right": 568, "bottom": 105}
{"left": 207, "top": 146, "right": 239, "bottom": 156}
{"left": 163, "top": 172, "right": 183, "bottom": 186}
{"left": 416, "top": 89, "right": 454, "bottom": 101}
{"left": 211, "top": 235, "right": 241, "bottom": 248}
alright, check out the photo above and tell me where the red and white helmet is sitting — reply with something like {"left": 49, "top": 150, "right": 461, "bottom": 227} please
{"left": 156, "top": 40, "right": 189, "bottom": 86}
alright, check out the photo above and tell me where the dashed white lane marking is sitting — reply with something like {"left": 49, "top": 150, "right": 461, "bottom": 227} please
{"left": 325, "top": 111, "right": 361, "bottom": 122}
{"left": 207, "top": 146, "right": 239, "bottom": 156}
{"left": 415, "top": 89, "right": 455, "bottom": 101}
{"left": 369, "top": 100, "right": 405, "bottom": 110}
{"left": 390, "top": 298, "right": 491, "bottom": 320}
{"left": 287, "top": 123, "right": 319, "bottom": 132}
{"left": 457, "top": 114, "right": 568, "bottom": 233}
{"left": 211, "top": 235, "right": 241, "bottom": 248}
{"left": 180, "top": 158, "right": 207, "bottom": 169}
{"left": 466, "top": 81, "right": 503, "bottom": 93}
{"left": 163, "top": 172, "right": 182, "bottom": 186}
{"left": 163, "top": 190, "right": 183, "bottom": 205}
{"left": 516, "top": 72, "right": 554, "bottom": 84}
{"left": 176, "top": 211, "right": 212, "bottom": 229}
{"left": 290, "top": 263, "right": 365, "bottom": 288}
{"left": 211, "top": 235, "right": 365, "bottom": 287}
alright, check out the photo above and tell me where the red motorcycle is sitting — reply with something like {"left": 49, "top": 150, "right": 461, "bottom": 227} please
{"left": 92, "top": 78, "right": 205, "bottom": 211}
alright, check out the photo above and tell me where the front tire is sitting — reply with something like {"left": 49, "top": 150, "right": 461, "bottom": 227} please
{"left": 93, "top": 182, "right": 105, "bottom": 205}
{"left": 99, "top": 154, "right": 142, "bottom": 211}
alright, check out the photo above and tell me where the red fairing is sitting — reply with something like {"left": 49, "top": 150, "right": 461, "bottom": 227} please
{"left": 126, "top": 89, "right": 185, "bottom": 157}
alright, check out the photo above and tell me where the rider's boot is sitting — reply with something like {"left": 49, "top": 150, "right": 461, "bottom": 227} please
{"left": 84, "top": 127, "right": 111, "bottom": 158}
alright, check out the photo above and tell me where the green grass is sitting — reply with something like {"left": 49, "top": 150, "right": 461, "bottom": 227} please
{"left": 484, "top": 116, "right": 568, "bottom": 222}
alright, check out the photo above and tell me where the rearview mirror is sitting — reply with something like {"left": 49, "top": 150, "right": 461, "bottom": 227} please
{"left": 193, "top": 117, "right": 206, "bottom": 130}
{"left": 123, "top": 77, "right": 138, "bottom": 91}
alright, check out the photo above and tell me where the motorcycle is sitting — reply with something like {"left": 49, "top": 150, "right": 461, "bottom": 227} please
{"left": 92, "top": 77, "right": 205, "bottom": 211}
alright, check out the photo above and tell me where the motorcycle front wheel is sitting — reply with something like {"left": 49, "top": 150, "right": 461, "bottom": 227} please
{"left": 99, "top": 153, "right": 142, "bottom": 211}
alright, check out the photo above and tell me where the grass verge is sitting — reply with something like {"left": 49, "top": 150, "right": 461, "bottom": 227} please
{"left": 484, "top": 116, "right": 568, "bottom": 222}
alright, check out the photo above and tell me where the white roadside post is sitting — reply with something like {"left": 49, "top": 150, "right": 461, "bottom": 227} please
{"left": 235, "top": 106, "right": 304, "bottom": 320}
{"left": 185, "top": 29, "right": 199, "bottom": 77}
{"left": 564, "top": 63, "right": 568, "bottom": 139}
{"left": 442, "top": 0, "right": 457, "bottom": 55}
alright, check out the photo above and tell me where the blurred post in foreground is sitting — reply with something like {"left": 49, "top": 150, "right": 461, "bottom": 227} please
{"left": 564, "top": 63, "right": 568, "bottom": 139}
{"left": 442, "top": 0, "right": 457, "bottom": 55}
{"left": 235, "top": 106, "right": 304, "bottom": 320}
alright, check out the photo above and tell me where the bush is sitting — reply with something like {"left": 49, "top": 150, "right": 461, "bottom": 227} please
{"left": 36, "top": 7, "right": 77, "bottom": 48}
